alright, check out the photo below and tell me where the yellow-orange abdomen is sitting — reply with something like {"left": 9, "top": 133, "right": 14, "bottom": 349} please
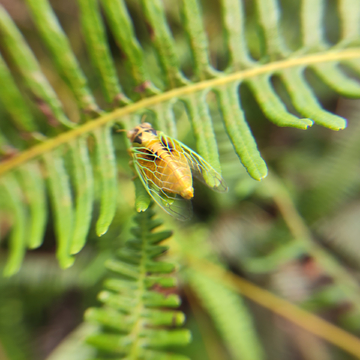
{"left": 137, "top": 139, "right": 194, "bottom": 199}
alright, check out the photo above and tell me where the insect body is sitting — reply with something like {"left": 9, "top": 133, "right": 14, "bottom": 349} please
{"left": 128, "top": 123, "right": 227, "bottom": 220}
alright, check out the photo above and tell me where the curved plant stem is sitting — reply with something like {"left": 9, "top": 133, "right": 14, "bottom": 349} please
{"left": 185, "top": 255, "right": 360, "bottom": 359}
{"left": 0, "top": 48, "right": 359, "bottom": 176}
{"left": 265, "top": 173, "right": 360, "bottom": 305}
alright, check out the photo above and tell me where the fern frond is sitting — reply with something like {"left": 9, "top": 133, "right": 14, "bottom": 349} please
{"left": 187, "top": 270, "right": 265, "bottom": 360}
{"left": 85, "top": 208, "right": 191, "bottom": 360}
{"left": 0, "top": 0, "right": 359, "bottom": 272}
{"left": 0, "top": 6, "right": 73, "bottom": 128}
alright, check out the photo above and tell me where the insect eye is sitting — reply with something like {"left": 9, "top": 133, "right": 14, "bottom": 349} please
{"left": 133, "top": 133, "right": 142, "bottom": 144}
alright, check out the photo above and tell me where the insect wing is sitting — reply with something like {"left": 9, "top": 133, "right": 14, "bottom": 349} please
{"left": 159, "top": 134, "right": 228, "bottom": 193}
{"left": 132, "top": 149, "right": 192, "bottom": 221}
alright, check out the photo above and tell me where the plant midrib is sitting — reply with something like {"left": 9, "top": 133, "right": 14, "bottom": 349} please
{"left": 0, "top": 48, "right": 360, "bottom": 177}
{"left": 128, "top": 219, "right": 149, "bottom": 359}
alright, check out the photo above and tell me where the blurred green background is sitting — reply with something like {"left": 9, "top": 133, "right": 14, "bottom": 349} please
{"left": 1, "top": 0, "right": 360, "bottom": 359}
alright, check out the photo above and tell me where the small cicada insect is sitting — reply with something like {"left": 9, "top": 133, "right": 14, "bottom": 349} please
{"left": 127, "top": 122, "right": 227, "bottom": 220}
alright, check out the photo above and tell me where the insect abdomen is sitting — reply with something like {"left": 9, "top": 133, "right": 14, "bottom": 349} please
{"left": 136, "top": 141, "right": 194, "bottom": 199}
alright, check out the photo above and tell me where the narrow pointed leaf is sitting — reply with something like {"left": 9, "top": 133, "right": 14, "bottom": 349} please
{"left": 338, "top": 0, "right": 360, "bottom": 44}
{"left": 215, "top": 84, "right": 268, "bottom": 180}
{"left": 140, "top": 0, "right": 188, "bottom": 88}
{"left": 142, "top": 329, "right": 191, "bottom": 347}
{"left": 152, "top": 101, "right": 178, "bottom": 138}
{"left": 181, "top": 0, "right": 216, "bottom": 79}
{"left": 69, "top": 137, "right": 94, "bottom": 254}
{"left": 300, "top": 0, "right": 325, "bottom": 48}
{"left": 142, "top": 309, "right": 185, "bottom": 327}
{"left": 183, "top": 92, "right": 221, "bottom": 173}
{"left": 255, "top": 0, "right": 288, "bottom": 58}
{"left": 0, "top": 6, "right": 73, "bottom": 127}
{"left": 86, "top": 333, "right": 130, "bottom": 354}
{"left": 94, "top": 126, "right": 117, "bottom": 236}
{"left": 1, "top": 174, "right": 27, "bottom": 276}
{"left": 85, "top": 308, "right": 133, "bottom": 332}
{"left": 43, "top": 151, "right": 74, "bottom": 268}
{"left": 0, "top": 53, "right": 37, "bottom": 132}
{"left": 312, "top": 63, "right": 360, "bottom": 98}
{"left": 134, "top": 176, "right": 151, "bottom": 213}
{"left": 25, "top": 0, "right": 99, "bottom": 114}
{"left": 17, "top": 162, "right": 47, "bottom": 249}
{"left": 100, "top": 0, "right": 158, "bottom": 94}
{"left": 280, "top": 68, "right": 347, "bottom": 130}
{"left": 248, "top": 76, "right": 313, "bottom": 129}
{"left": 77, "top": 0, "right": 129, "bottom": 104}
{"left": 221, "top": 0, "right": 253, "bottom": 68}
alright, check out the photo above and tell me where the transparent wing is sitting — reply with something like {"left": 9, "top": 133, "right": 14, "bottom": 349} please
{"left": 132, "top": 150, "right": 192, "bottom": 221}
{"left": 159, "top": 134, "right": 228, "bottom": 193}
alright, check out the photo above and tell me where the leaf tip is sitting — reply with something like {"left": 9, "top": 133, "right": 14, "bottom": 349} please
{"left": 3, "top": 264, "right": 19, "bottom": 277}
{"left": 250, "top": 162, "right": 268, "bottom": 181}
{"left": 70, "top": 244, "right": 82, "bottom": 255}
{"left": 59, "top": 256, "right": 75, "bottom": 269}
{"left": 96, "top": 222, "right": 109, "bottom": 237}
{"left": 136, "top": 202, "right": 151, "bottom": 212}
{"left": 301, "top": 118, "right": 314, "bottom": 129}
{"left": 337, "top": 119, "right": 347, "bottom": 130}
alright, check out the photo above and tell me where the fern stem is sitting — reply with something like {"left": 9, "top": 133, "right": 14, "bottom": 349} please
{"left": 302, "top": 107, "right": 360, "bottom": 221}
{"left": 0, "top": 48, "right": 359, "bottom": 177}
{"left": 86, "top": 209, "right": 190, "bottom": 359}
{"left": 128, "top": 214, "right": 151, "bottom": 360}
{"left": 186, "top": 255, "right": 360, "bottom": 359}
{"left": 188, "top": 270, "right": 265, "bottom": 360}
{"left": 264, "top": 173, "right": 360, "bottom": 315}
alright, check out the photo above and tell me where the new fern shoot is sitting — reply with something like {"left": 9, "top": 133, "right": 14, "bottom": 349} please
{"left": 85, "top": 206, "right": 191, "bottom": 359}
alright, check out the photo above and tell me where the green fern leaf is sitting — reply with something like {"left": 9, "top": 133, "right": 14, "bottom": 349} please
{"left": 188, "top": 270, "right": 265, "bottom": 360}
{"left": 85, "top": 207, "right": 191, "bottom": 359}
{"left": 0, "top": 0, "right": 359, "bottom": 272}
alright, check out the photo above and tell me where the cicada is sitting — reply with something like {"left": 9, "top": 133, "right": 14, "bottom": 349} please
{"left": 127, "top": 123, "right": 227, "bottom": 220}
